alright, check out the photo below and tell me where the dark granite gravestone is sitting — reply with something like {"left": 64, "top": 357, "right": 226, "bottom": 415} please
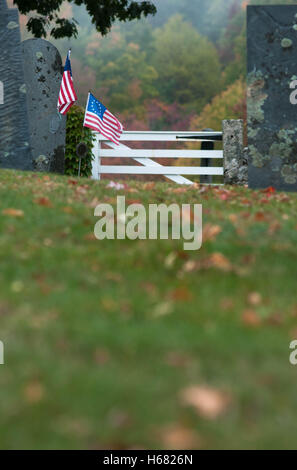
{"left": 0, "top": 0, "right": 32, "bottom": 170}
{"left": 247, "top": 5, "right": 297, "bottom": 191}
{"left": 21, "top": 38, "right": 66, "bottom": 173}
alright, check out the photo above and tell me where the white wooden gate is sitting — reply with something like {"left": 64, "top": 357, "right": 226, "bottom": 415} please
{"left": 91, "top": 130, "right": 223, "bottom": 185}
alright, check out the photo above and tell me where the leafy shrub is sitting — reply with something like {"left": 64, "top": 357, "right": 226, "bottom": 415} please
{"left": 65, "top": 105, "right": 95, "bottom": 177}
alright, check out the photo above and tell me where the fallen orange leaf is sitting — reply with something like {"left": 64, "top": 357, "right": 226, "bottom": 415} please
{"left": 180, "top": 385, "right": 230, "bottom": 420}
{"left": 84, "top": 232, "right": 97, "bottom": 241}
{"left": 268, "top": 221, "right": 281, "bottom": 235}
{"left": 160, "top": 424, "right": 201, "bottom": 449}
{"left": 2, "top": 208, "right": 24, "bottom": 217}
{"left": 62, "top": 206, "right": 73, "bottom": 214}
{"left": 33, "top": 197, "right": 53, "bottom": 207}
{"left": 208, "top": 252, "right": 232, "bottom": 271}
{"left": 247, "top": 292, "right": 262, "bottom": 306}
{"left": 242, "top": 309, "right": 261, "bottom": 327}
{"left": 143, "top": 182, "right": 155, "bottom": 190}
{"left": 23, "top": 380, "right": 45, "bottom": 404}
{"left": 263, "top": 186, "right": 276, "bottom": 194}
{"left": 254, "top": 211, "right": 266, "bottom": 222}
{"left": 202, "top": 224, "right": 222, "bottom": 242}
{"left": 169, "top": 286, "right": 192, "bottom": 302}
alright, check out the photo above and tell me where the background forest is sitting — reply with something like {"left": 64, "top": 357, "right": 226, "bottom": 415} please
{"left": 14, "top": 0, "right": 297, "bottom": 132}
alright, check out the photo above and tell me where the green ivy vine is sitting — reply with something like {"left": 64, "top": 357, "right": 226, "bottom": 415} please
{"left": 65, "top": 105, "right": 95, "bottom": 177}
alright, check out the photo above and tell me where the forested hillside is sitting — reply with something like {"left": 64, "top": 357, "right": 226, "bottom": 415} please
{"left": 15, "top": 0, "right": 297, "bottom": 131}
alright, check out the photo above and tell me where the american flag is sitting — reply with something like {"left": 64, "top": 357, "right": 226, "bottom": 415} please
{"left": 57, "top": 50, "right": 77, "bottom": 115}
{"left": 83, "top": 93, "right": 123, "bottom": 145}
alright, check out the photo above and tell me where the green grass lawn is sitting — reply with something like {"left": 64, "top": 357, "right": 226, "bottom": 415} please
{"left": 0, "top": 169, "right": 297, "bottom": 450}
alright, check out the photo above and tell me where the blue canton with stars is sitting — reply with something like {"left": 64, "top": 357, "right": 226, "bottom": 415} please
{"left": 64, "top": 52, "right": 73, "bottom": 76}
{"left": 87, "top": 93, "right": 107, "bottom": 119}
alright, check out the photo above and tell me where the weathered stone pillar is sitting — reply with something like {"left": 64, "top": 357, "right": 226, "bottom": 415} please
{"left": 0, "top": 0, "right": 32, "bottom": 170}
{"left": 222, "top": 119, "right": 246, "bottom": 185}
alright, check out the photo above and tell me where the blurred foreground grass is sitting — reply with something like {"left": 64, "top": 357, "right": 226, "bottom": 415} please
{"left": 0, "top": 169, "right": 297, "bottom": 449}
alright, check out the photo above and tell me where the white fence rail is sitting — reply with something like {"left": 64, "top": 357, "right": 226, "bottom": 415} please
{"left": 91, "top": 123, "right": 243, "bottom": 185}
{"left": 92, "top": 119, "right": 243, "bottom": 184}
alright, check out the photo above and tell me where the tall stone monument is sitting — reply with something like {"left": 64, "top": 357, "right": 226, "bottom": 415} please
{"left": 247, "top": 5, "right": 297, "bottom": 191}
{"left": 0, "top": 0, "right": 32, "bottom": 170}
{"left": 21, "top": 39, "right": 66, "bottom": 173}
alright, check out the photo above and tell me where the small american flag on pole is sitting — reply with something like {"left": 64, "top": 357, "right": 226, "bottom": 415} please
{"left": 83, "top": 92, "right": 123, "bottom": 145}
{"left": 57, "top": 50, "right": 77, "bottom": 115}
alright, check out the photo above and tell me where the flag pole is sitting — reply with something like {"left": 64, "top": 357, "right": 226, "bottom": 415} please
{"left": 79, "top": 92, "right": 91, "bottom": 176}
{"left": 78, "top": 155, "right": 81, "bottom": 178}
{"left": 83, "top": 92, "right": 91, "bottom": 128}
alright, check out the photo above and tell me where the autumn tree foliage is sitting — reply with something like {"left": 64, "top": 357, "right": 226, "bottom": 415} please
{"left": 152, "top": 15, "right": 222, "bottom": 112}
{"left": 191, "top": 79, "right": 246, "bottom": 131}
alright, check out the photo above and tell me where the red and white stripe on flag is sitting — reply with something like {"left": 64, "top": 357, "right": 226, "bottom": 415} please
{"left": 57, "top": 50, "right": 77, "bottom": 115}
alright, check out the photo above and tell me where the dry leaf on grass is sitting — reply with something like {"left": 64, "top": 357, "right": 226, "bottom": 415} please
{"left": 180, "top": 385, "right": 230, "bottom": 420}
{"left": 101, "top": 297, "right": 118, "bottom": 312}
{"left": 68, "top": 178, "right": 78, "bottom": 186}
{"left": 242, "top": 309, "right": 262, "bottom": 327}
{"left": 62, "top": 206, "right": 73, "bottom": 214}
{"left": 33, "top": 197, "right": 53, "bottom": 207}
{"left": 228, "top": 213, "right": 238, "bottom": 224}
{"left": 208, "top": 253, "right": 232, "bottom": 271}
{"left": 88, "top": 197, "right": 100, "bottom": 208}
{"left": 141, "top": 282, "right": 158, "bottom": 296}
{"left": 2, "top": 208, "right": 24, "bottom": 217}
{"left": 262, "top": 186, "right": 276, "bottom": 194}
{"left": 265, "top": 313, "right": 283, "bottom": 326}
{"left": 171, "top": 187, "right": 188, "bottom": 194}
{"left": 247, "top": 292, "right": 262, "bottom": 306}
{"left": 75, "top": 185, "right": 88, "bottom": 195}
{"left": 126, "top": 199, "right": 142, "bottom": 205}
{"left": 182, "top": 260, "right": 197, "bottom": 273}
{"left": 268, "top": 221, "right": 281, "bottom": 235}
{"left": 10, "top": 280, "right": 24, "bottom": 293}
{"left": 143, "top": 182, "right": 155, "bottom": 190}
{"left": 84, "top": 232, "right": 97, "bottom": 241}
{"left": 105, "top": 272, "right": 123, "bottom": 282}
{"left": 182, "top": 252, "right": 232, "bottom": 274}
{"left": 169, "top": 286, "right": 192, "bottom": 302}
{"left": 126, "top": 187, "right": 139, "bottom": 193}
{"left": 254, "top": 211, "right": 268, "bottom": 222}
{"left": 23, "top": 380, "right": 45, "bottom": 404}
{"left": 164, "top": 252, "right": 177, "bottom": 269}
{"left": 202, "top": 224, "right": 222, "bottom": 243}
{"left": 160, "top": 424, "right": 202, "bottom": 449}
{"left": 220, "top": 297, "right": 235, "bottom": 311}
{"left": 152, "top": 301, "right": 174, "bottom": 317}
